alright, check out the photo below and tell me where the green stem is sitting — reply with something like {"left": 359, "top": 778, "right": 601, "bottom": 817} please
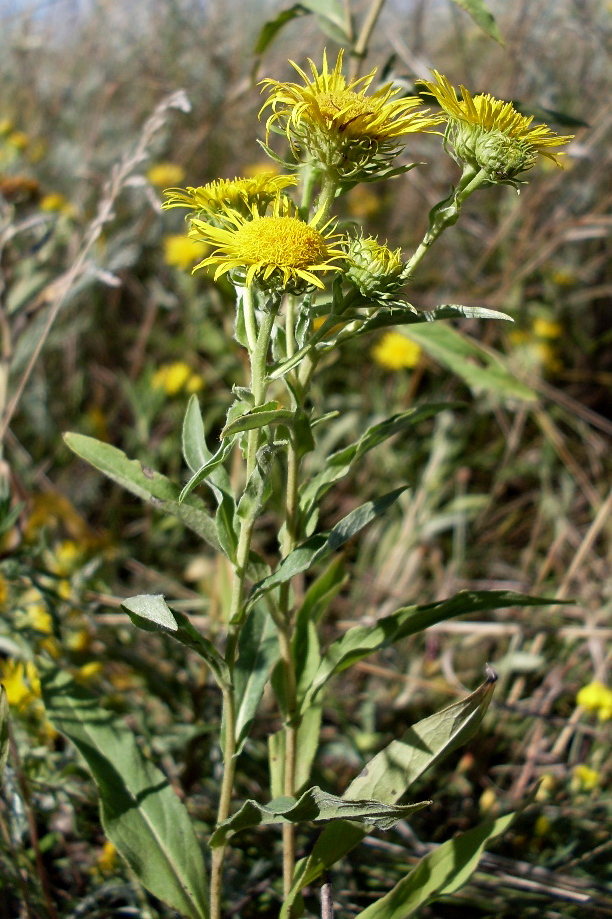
{"left": 209, "top": 289, "right": 280, "bottom": 919}
{"left": 349, "top": 0, "right": 388, "bottom": 80}
{"left": 314, "top": 171, "right": 339, "bottom": 226}
{"left": 404, "top": 166, "right": 490, "bottom": 277}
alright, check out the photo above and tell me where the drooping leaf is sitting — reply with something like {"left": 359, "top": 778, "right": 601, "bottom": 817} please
{"left": 249, "top": 487, "right": 407, "bottom": 607}
{"left": 355, "top": 809, "right": 520, "bottom": 917}
{"left": 281, "top": 674, "right": 497, "bottom": 916}
{"left": 41, "top": 666, "right": 209, "bottom": 919}
{"left": 210, "top": 786, "right": 429, "bottom": 848}
{"left": 0, "top": 686, "right": 9, "bottom": 783}
{"left": 64, "top": 433, "right": 221, "bottom": 552}
{"left": 450, "top": 0, "right": 503, "bottom": 44}
{"left": 301, "top": 590, "right": 560, "bottom": 711}
{"left": 179, "top": 437, "right": 235, "bottom": 504}
{"left": 222, "top": 403, "right": 294, "bottom": 439}
{"left": 233, "top": 604, "right": 280, "bottom": 754}
{"left": 254, "top": 4, "right": 307, "bottom": 56}
{"left": 121, "top": 596, "right": 230, "bottom": 690}
{"left": 401, "top": 324, "right": 536, "bottom": 401}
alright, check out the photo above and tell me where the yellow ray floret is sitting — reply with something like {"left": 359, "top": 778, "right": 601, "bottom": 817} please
{"left": 418, "top": 71, "right": 573, "bottom": 166}
{"left": 163, "top": 174, "right": 296, "bottom": 218}
{"left": 260, "top": 51, "right": 442, "bottom": 155}
{"left": 189, "top": 197, "right": 346, "bottom": 291}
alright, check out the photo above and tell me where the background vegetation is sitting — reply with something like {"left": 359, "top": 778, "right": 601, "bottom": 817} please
{"left": 1, "top": 0, "right": 611, "bottom": 915}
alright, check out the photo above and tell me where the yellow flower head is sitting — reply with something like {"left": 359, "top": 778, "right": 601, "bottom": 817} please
{"left": 147, "top": 162, "right": 185, "bottom": 188}
{"left": 260, "top": 50, "right": 443, "bottom": 179}
{"left": 577, "top": 680, "right": 612, "bottom": 722}
{"left": 163, "top": 174, "right": 296, "bottom": 223}
{"left": 1, "top": 659, "right": 41, "bottom": 710}
{"left": 372, "top": 331, "right": 422, "bottom": 370}
{"left": 418, "top": 71, "right": 573, "bottom": 181}
{"left": 189, "top": 196, "right": 346, "bottom": 293}
{"left": 571, "top": 764, "right": 600, "bottom": 793}
{"left": 345, "top": 235, "right": 409, "bottom": 304}
{"left": 163, "top": 234, "right": 209, "bottom": 270}
{"left": 152, "top": 361, "right": 204, "bottom": 396}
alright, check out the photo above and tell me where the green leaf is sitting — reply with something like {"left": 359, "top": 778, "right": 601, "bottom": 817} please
{"left": 281, "top": 674, "right": 497, "bottom": 915}
{"left": 233, "top": 604, "right": 280, "bottom": 754}
{"left": 450, "top": 0, "right": 503, "bottom": 44}
{"left": 41, "top": 666, "right": 209, "bottom": 919}
{"left": 302, "top": 590, "right": 559, "bottom": 711}
{"left": 64, "top": 433, "right": 221, "bottom": 553}
{"left": 254, "top": 5, "right": 307, "bottom": 56}
{"left": 179, "top": 437, "right": 235, "bottom": 504}
{"left": 121, "top": 594, "right": 178, "bottom": 630}
{"left": 122, "top": 596, "right": 230, "bottom": 690}
{"left": 355, "top": 809, "right": 519, "bottom": 918}
{"left": 301, "top": 404, "right": 452, "bottom": 530}
{"left": 250, "top": 487, "right": 407, "bottom": 607}
{"left": 401, "top": 324, "right": 536, "bottom": 401}
{"left": 236, "top": 445, "right": 276, "bottom": 522}
{"left": 0, "top": 685, "right": 9, "bottom": 783}
{"left": 210, "top": 786, "right": 429, "bottom": 848}
{"left": 222, "top": 403, "right": 294, "bottom": 439}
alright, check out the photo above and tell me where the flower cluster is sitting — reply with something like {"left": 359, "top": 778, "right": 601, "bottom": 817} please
{"left": 577, "top": 680, "right": 612, "bottom": 721}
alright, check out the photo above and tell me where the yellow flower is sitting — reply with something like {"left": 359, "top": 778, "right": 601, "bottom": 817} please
{"left": 76, "top": 661, "right": 103, "bottom": 683}
{"left": 260, "top": 50, "right": 442, "bottom": 178}
{"left": 372, "top": 331, "right": 422, "bottom": 370}
{"left": 1, "top": 659, "right": 41, "bottom": 710}
{"left": 571, "top": 764, "right": 600, "bottom": 793}
{"left": 577, "top": 680, "right": 612, "bottom": 722}
{"left": 163, "top": 235, "right": 209, "bottom": 270}
{"left": 533, "top": 317, "right": 563, "bottom": 339}
{"left": 152, "top": 361, "right": 204, "bottom": 396}
{"left": 147, "top": 162, "right": 185, "bottom": 188}
{"left": 418, "top": 71, "right": 573, "bottom": 180}
{"left": 189, "top": 196, "right": 346, "bottom": 293}
{"left": 40, "top": 193, "right": 75, "bottom": 217}
{"left": 243, "top": 161, "right": 281, "bottom": 177}
{"left": 0, "top": 119, "right": 13, "bottom": 135}
{"left": 163, "top": 174, "right": 296, "bottom": 222}
{"left": 7, "top": 131, "right": 29, "bottom": 151}
{"left": 96, "top": 840, "right": 118, "bottom": 873}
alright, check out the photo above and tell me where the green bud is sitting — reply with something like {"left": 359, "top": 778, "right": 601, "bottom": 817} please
{"left": 345, "top": 235, "right": 409, "bottom": 301}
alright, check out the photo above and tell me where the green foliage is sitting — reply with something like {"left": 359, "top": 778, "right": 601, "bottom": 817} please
{"left": 40, "top": 666, "right": 210, "bottom": 919}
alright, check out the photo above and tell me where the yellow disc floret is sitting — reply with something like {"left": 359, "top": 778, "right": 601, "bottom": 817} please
{"left": 189, "top": 197, "right": 346, "bottom": 293}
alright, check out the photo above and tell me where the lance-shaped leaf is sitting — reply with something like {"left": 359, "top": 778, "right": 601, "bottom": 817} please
{"left": 281, "top": 673, "right": 497, "bottom": 917}
{"left": 300, "top": 404, "right": 454, "bottom": 528}
{"left": 122, "top": 595, "right": 230, "bottom": 690}
{"left": 233, "top": 603, "right": 280, "bottom": 754}
{"left": 450, "top": 0, "right": 503, "bottom": 44}
{"left": 249, "top": 487, "right": 407, "bottom": 607}
{"left": 210, "top": 786, "right": 429, "bottom": 848}
{"left": 0, "top": 685, "right": 8, "bottom": 783}
{"left": 400, "top": 323, "right": 536, "bottom": 401}
{"left": 222, "top": 402, "right": 294, "bottom": 439}
{"left": 355, "top": 809, "right": 518, "bottom": 918}
{"left": 182, "top": 396, "right": 238, "bottom": 562}
{"left": 41, "top": 666, "right": 209, "bottom": 919}
{"left": 64, "top": 433, "right": 221, "bottom": 553}
{"left": 179, "top": 437, "right": 235, "bottom": 505}
{"left": 301, "top": 590, "right": 560, "bottom": 711}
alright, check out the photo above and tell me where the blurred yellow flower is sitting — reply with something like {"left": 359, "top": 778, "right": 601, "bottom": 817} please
{"left": 571, "top": 764, "right": 600, "bottom": 792}
{"left": 97, "top": 839, "right": 118, "bottom": 873}
{"left": 533, "top": 317, "right": 562, "bottom": 339}
{"left": 147, "top": 162, "right": 185, "bottom": 188}
{"left": 163, "top": 234, "right": 209, "bottom": 270}
{"left": 0, "top": 119, "right": 14, "bottom": 135}
{"left": 49, "top": 539, "right": 83, "bottom": 577}
{"left": 550, "top": 268, "right": 577, "bottom": 287}
{"left": 372, "top": 331, "right": 422, "bottom": 370}
{"left": 7, "top": 131, "right": 29, "bottom": 151}
{"left": 66, "top": 628, "right": 92, "bottom": 653}
{"left": 152, "top": 361, "right": 205, "bottom": 396}
{"left": 243, "top": 161, "right": 280, "bottom": 177}
{"left": 0, "top": 574, "right": 8, "bottom": 609}
{"left": 533, "top": 814, "right": 551, "bottom": 838}
{"left": 40, "top": 192, "right": 75, "bottom": 217}
{"left": 77, "top": 661, "right": 104, "bottom": 683}
{"left": 577, "top": 680, "right": 612, "bottom": 721}
{"left": 347, "top": 185, "right": 381, "bottom": 219}
{"left": 1, "top": 659, "right": 41, "bottom": 710}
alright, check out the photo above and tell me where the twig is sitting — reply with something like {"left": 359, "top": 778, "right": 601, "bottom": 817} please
{"left": 0, "top": 89, "right": 191, "bottom": 446}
